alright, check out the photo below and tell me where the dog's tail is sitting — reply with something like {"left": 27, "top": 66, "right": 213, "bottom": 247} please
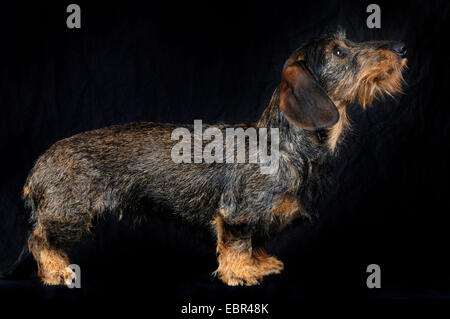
{"left": 0, "top": 185, "right": 33, "bottom": 278}
{"left": 0, "top": 238, "right": 30, "bottom": 278}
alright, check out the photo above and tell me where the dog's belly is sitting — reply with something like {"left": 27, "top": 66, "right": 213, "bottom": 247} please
{"left": 137, "top": 163, "right": 228, "bottom": 223}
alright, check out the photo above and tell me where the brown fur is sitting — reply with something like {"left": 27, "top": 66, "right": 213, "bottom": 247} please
{"left": 213, "top": 216, "right": 284, "bottom": 286}
{"left": 28, "top": 227, "right": 72, "bottom": 285}
{"left": 23, "top": 186, "right": 30, "bottom": 197}
{"left": 327, "top": 103, "right": 350, "bottom": 151}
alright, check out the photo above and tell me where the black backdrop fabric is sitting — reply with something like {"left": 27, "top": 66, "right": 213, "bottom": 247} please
{"left": 0, "top": 0, "right": 449, "bottom": 310}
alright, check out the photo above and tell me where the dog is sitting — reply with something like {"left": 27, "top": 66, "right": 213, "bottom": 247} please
{"left": 23, "top": 30, "right": 407, "bottom": 286}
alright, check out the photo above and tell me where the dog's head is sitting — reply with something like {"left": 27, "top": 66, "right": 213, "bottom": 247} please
{"left": 279, "top": 31, "right": 407, "bottom": 130}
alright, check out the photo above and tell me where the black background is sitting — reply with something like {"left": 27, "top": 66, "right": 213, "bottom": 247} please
{"left": 0, "top": 0, "right": 449, "bottom": 312}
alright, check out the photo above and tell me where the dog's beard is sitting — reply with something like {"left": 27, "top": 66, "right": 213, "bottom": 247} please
{"left": 356, "top": 58, "right": 407, "bottom": 107}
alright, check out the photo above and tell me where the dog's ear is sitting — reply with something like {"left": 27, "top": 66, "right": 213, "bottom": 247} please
{"left": 279, "top": 60, "right": 339, "bottom": 130}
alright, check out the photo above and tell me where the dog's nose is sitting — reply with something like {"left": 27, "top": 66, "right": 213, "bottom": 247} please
{"left": 391, "top": 42, "right": 407, "bottom": 58}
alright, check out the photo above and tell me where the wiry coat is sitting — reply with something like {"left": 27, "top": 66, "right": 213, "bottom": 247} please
{"left": 23, "top": 31, "right": 407, "bottom": 286}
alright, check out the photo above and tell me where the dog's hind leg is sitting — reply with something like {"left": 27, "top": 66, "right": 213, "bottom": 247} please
{"left": 28, "top": 225, "right": 73, "bottom": 285}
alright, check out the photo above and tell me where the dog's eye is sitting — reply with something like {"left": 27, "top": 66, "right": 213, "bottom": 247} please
{"left": 333, "top": 46, "right": 347, "bottom": 58}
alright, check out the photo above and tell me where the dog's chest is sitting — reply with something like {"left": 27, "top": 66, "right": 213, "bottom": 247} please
{"left": 267, "top": 192, "right": 310, "bottom": 232}
{"left": 268, "top": 154, "right": 322, "bottom": 230}
{"left": 270, "top": 194, "right": 303, "bottom": 218}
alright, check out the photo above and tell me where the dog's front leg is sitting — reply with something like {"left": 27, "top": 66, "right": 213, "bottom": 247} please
{"left": 212, "top": 216, "right": 283, "bottom": 286}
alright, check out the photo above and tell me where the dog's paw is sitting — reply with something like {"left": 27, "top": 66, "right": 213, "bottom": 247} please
{"left": 257, "top": 255, "right": 284, "bottom": 276}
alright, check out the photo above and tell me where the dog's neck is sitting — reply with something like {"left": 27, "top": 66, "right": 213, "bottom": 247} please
{"left": 257, "top": 89, "right": 325, "bottom": 162}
